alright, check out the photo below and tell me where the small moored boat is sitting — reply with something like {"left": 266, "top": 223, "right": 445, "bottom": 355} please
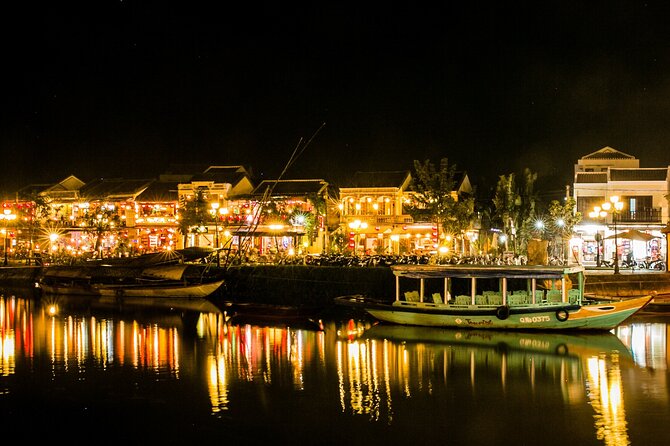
{"left": 38, "top": 264, "right": 224, "bottom": 299}
{"left": 335, "top": 264, "right": 652, "bottom": 330}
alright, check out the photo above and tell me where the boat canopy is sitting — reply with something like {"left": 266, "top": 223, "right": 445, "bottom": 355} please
{"left": 390, "top": 264, "right": 585, "bottom": 280}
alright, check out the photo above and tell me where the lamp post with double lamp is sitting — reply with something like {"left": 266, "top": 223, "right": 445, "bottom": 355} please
{"left": 348, "top": 219, "right": 368, "bottom": 255}
{"left": 588, "top": 207, "right": 607, "bottom": 267}
{"left": 0, "top": 209, "right": 17, "bottom": 266}
{"left": 590, "top": 196, "right": 624, "bottom": 274}
{"left": 211, "top": 203, "right": 221, "bottom": 267}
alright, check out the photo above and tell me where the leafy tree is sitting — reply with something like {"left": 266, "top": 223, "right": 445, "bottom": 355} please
{"left": 19, "top": 193, "right": 55, "bottom": 262}
{"left": 546, "top": 197, "right": 582, "bottom": 262}
{"left": 80, "top": 203, "right": 123, "bottom": 256}
{"left": 406, "top": 158, "right": 475, "bottom": 254}
{"left": 491, "top": 168, "right": 538, "bottom": 255}
{"left": 177, "top": 188, "right": 209, "bottom": 248}
{"left": 328, "top": 226, "right": 348, "bottom": 254}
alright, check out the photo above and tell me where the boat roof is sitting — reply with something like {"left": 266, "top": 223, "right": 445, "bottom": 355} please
{"left": 390, "top": 264, "right": 585, "bottom": 280}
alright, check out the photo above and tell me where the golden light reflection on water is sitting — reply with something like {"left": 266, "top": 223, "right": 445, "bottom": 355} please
{"left": 202, "top": 313, "right": 327, "bottom": 413}
{"left": 2, "top": 294, "right": 670, "bottom": 442}
{"left": 0, "top": 293, "right": 196, "bottom": 380}
{"left": 331, "top": 322, "right": 642, "bottom": 437}
{"left": 586, "top": 354, "right": 629, "bottom": 446}
{"left": 616, "top": 322, "right": 669, "bottom": 371}
{"left": 1, "top": 295, "right": 20, "bottom": 376}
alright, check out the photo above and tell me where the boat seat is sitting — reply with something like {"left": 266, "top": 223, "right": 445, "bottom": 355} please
{"left": 568, "top": 289, "right": 581, "bottom": 304}
{"left": 534, "top": 290, "right": 545, "bottom": 303}
{"left": 508, "top": 294, "right": 528, "bottom": 306}
{"left": 404, "top": 291, "right": 420, "bottom": 302}
{"left": 487, "top": 294, "right": 502, "bottom": 306}
{"left": 475, "top": 295, "right": 487, "bottom": 305}
{"left": 546, "top": 290, "right": 562, "bottom": 303}
{"left": 432, "top": 292, "right": 443, "bottom": 304}
{"left": 454, "top": 295, "right": 471, "bottom": 305}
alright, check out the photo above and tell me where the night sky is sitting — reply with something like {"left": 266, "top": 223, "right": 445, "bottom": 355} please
{"left": 3, "top": 1, "right": 670, "bottom": 198}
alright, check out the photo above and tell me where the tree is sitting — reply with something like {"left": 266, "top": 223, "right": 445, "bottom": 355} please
{"left": 406, "top": 158, "right": 475, "bottom": 254}
{"left": 177, "top": 188, "right": 209, "bottom": 249}
{"left": 81, "top": 203, "right": 123, "bottom": 257}
{"left": 491, "top": 168, "right": 538, "bottom": 255}
{"left": 19, "top": 193, "right": 54, "bottom": 263}
{"left": 546, "top": 197, "right": 582, "bottom": 262}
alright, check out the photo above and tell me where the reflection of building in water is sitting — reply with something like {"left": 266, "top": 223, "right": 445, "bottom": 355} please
{"left": 39, "top": 312, "right": 184, "bottom": 373}
{"left": 332, "top": 323, "right": 641, "bottom": 435}
{"left": 0, "top": 295, "right": 24, "bottom": 376}
{"left": 616, "top": 322, "right": 669, "bottom": 370}
{"left": 1, "top": 294, "right": 221, "bottom": 378}
{"left": 205, "top": 314, "right": 327, "bottom": 413}
{"left": 333, "top": 336, "right": 587, "bottom": 424}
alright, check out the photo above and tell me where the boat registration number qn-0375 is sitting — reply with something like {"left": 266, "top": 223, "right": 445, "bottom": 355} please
{"left": 520, "top": 315, "right": 551, "bottom": 324}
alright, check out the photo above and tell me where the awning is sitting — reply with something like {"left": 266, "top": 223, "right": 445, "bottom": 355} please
{"left": 603, "top": 229, "right": 656, "bottom": 241}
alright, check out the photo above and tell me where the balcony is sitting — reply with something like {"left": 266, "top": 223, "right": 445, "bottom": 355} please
{"left": 343, "top": 215, "right": 414, "bottom": 225}
{"left": 617, "top": 208, "right": 662, "bottom": 223}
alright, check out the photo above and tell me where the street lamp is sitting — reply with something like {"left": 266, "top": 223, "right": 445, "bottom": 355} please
{"left": 590, "top": 196, "right": 624, "bottom": 274}
{"left": 348, "top": 219, "right": 368, "bottom": 255}
{"left": 211, "top": 202, "right": 221, "bottom": 267}
{"left": 0, "top": 209, "right": 17, "bottom": 266}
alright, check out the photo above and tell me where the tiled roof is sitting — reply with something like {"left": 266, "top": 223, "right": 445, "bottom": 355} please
{"left": 582, "top": 146, "right": 635, "bottom": 160}
{"left": 610, "top": 168, "right": 668, "bottom": 181}
{"left": 342, "top": 171, "right": 411, "bottom": 188}
{"left": 16, "top": 183, "right": 53, "bottom": 199}
{"left": 135, "top": 181, "right": 179, "bottom": 202}
{"left": 80, "top": 178, "right": 154, "bottom": 200}
{"left": 251, "top": 179, "right": 328, "bottom": 197}
{"left": 191, "top": 171, "right": 248, "bottom": 186}
{"left": 575, "top": 172, "right": 608, "bottom": 183}
{"left": 203, "top": 166, "right": 248, "bottom": 175}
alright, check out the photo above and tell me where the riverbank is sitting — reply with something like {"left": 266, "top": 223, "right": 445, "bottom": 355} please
{"left": 2, "top": 264, "right": 669, "bottom": 307}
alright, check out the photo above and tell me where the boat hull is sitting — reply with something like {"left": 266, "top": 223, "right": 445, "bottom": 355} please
{"left": 337, "top": 295, "right": 653, "bottom": 331}
{"left": 361, "top": 324, "right": 634, "bottom": 362}
{"left": 40, "top": 279, "right": 224, "bottom": 299}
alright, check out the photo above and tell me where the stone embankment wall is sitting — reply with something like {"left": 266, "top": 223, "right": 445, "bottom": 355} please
{"left": 220, "top": 267, "right": 670, "bottom": 304}
{"left": 584, "top": 272, "right": 670, "bottom": 297}
{"left": 218, "top": 265, "right": 395, "bottom": 307}
{"left": 0, "top": 267, "right": 42, "bottom": 288}
{"left": 3, "top": 265, "right": 669, "bottom": 305}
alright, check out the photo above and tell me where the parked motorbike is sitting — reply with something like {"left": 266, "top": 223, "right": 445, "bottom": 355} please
{"left": 636, "top": 256, "right": 666, "bottom": 271}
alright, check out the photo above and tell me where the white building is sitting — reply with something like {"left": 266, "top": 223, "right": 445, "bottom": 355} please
{"left": 572, "top": 147, "right": 668, "bottom": 266}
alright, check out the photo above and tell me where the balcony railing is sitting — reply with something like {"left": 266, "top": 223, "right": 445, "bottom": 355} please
{"left": 343, "top": 215, "right": 414, "bottom": 225}
{"left": 617, "top": 208, "right": 662, "bottom": 223}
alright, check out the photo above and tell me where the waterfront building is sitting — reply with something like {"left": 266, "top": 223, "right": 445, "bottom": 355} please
{"left": 572, "top": 146, "right": 668, "bottom": 266}
{"left": 225, "top": 178, "right": 334, "bottom": 257}
{"left": 176, "top": 165, "right": 255, "bottom": 249}
{"left": 337, "top": 170, "right": 474, "bottom": 255}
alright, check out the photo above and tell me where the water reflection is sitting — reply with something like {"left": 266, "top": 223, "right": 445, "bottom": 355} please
{"left": 2, "top": 289, "right": 670, "bottom": 444}
{"left": 204, "top": 314, "right": 328, "bottom": 413}
{"left": 338, "top": 324, "right": 633, "bottom": 436}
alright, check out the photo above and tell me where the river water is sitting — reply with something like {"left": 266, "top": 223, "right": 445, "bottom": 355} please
{"left": 1, "top": 287, "right": 669, "bottom": 445}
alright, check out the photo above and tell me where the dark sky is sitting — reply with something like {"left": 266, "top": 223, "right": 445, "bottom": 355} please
{"left": 3, "top": 1, "right": 670, "bottom": 199}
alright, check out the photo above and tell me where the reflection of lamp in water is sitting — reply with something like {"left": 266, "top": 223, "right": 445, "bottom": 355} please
{"left": 585, "top": 354, "right": 629, "bottom": 445}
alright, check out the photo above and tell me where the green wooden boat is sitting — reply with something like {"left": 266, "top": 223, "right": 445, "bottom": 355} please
{"left": 335, "top": 264, "right": 652, "bottom": 331}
